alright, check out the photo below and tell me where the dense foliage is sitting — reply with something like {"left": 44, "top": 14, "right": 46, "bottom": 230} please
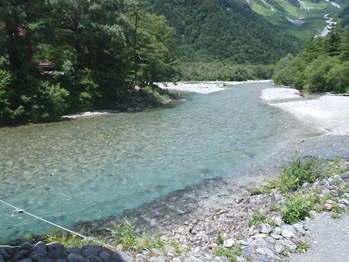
{"left": 148, "top": 0, "right": 300, "bottom": 64}
{"left": 273, "top": 22, "right": 349, "bottom": 93}
{"left": 0, "top": 0, "right": 178, "bottom": 125}
{"left": 180, "top": 62, "right": 274, "bottom": 81}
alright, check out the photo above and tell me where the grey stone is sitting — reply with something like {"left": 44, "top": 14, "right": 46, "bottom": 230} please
{"left": 340, "top": 172, "right": 349, "bottom": 180}
{"left": 99, "top": 251, "right": 110, "bottom": 262}
{"left": 281, "top": 225, "right": 296, "bottom": 234}
{"left": 47, "top": 242, "right": 66, "bottom": 259}
{"left": 241, "top": 245, "right": 254, "bottom": 257}
{"left": 0, "top": 247, "right": 11, "bottom": 260}
{"left": 183, "top": 256, "right": 202, "bottom": 262}
{"left": 259, "top": 223, "right": 271, "bottom": 234}
{"left": 82, "top": 245, "right": 103, "bottom": 258}
{"left": 281, "top": 229, "right": 295, "bottom": 238}
{"left": 13, "top": 250, "right": 30, "bottom": 262}
{"left": 67, "top": 253, "right": 90, "bottom": 262}
{"left": 282, "top": 240, "right": 297, "bottom": 250}
{"left": 270, "top": 233, "right": 282, "bottom": 240}
{"left": 86, "top": 255, "right": 102, "bottom": 262}
{"left": 338, "top": 204, "right": 347, "bottom": 209}
{"left": 265, "top": 236, "right": 276, "bottom": 244}
{"left": 258, "top": 255, "right": 270, "bottom": 262}
{"left": 18, "top": 243, "right": 32, "bottom": 252}
{"left": 237, "top": 256, "right": 247, "bottom": 262}
{"left": 33, "top": 241, "right": 46, "bottom": 252}
{"left": 308, "top": 210, "right": 317, "bottom": 218}
{"left": 17, "top": 259, "right": 33, "bottom": 262}
{"left": 272, "top": 227, "right": 282, "bottom": 235}
{"left": 293, "top": 223, "right": 306, "bottom": 235}
{"left": 256, "top": 247, "right": 275, "bottom": 257}
{"left": 0, "top": 255, "right": 4, "bottom": 262}
{"left": 150, "top": 248, "right": 164, "bottom": 256}
{"left": 223, "top": 238, "right": 235, "bottom": 248}
{"left": 149, "top": 256, "right": 166, "bottom": 262}
{"left": 112, "top": 252, "right": 131, "bottom": 262}
{"left": 67, "top": 247, "right": 81, "bottom": 255}
{"left": 274, "top": 243, "right": 285, "bottom": 254}
{"left": 338, "top": 199, "right": 349, "bottom": 205}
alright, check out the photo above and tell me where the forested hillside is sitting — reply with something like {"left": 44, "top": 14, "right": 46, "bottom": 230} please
{"left": 247, "top": 0, "right": 349, "bottom": 40}
{"left": 273, "top": 23, "right": 349, "bottom": 93}
{"left": 148, "top": 0, "right": 300, "bottom": 64}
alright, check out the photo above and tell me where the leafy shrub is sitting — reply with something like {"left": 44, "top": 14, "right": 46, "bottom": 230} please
{"left": 31, "top": 81, "right": 69, "bottom": 122}
{"left": 272, "top": 156, "right": 319, "bottom": 193}
{"left": 0, "top": 69, "right": 26, "bottom": 123}
{"left": 143, "top": 86, "right": 171, "bottom": 104}
{"left": 281, "top": 193, "right": 315, "bottom": 224}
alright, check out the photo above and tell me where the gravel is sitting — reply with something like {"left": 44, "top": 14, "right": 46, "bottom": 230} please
{"left": 290, "top": 213, "right": 349, "bottom": 262}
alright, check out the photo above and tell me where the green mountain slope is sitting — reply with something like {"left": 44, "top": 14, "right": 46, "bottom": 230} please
{"left": 148, "top": 0, "right": 300, "bottom": 64}
{"left": 247, "top": 0, "right": 349, "bottom": 40}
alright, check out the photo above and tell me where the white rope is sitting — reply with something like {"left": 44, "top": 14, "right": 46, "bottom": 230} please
{"left": 0, "top": 199, "right": 115, "bottom": 250}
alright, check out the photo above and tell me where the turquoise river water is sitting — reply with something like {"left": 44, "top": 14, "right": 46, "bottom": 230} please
{"left": 0, "top": 82, "right": 320, "bottom": 243}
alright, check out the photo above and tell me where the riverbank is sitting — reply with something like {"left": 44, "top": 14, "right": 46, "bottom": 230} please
{"left": 157, "top": 80, "right": 272, "bottom": 94}
{"left": 261, "top": 88, "right": 349, "bottom": 136}
{"left": 2, "top": 86, "right": 349, "bottom": 262}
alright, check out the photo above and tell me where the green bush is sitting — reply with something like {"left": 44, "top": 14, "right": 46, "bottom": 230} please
{"left": 281, "top": 193, "right": 315, "bottom": 224}
{"left": 0, "top": 69, "right": 26, "bottom": 123}
{"left": 272, "top": 156, "right": 319, "bottom": 193}
{"left": 31, "top": 81, "right": 69, "bottom": 122}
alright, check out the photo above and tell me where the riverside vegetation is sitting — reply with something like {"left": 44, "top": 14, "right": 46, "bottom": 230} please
{"left": 1, "top": 0, "right": 349, "bottom": 126}
{"left": 272, "top": 21, "right": 349, "bottom": 94}
{"left": 3, "top": 155, "right": 348, "bottom": 262}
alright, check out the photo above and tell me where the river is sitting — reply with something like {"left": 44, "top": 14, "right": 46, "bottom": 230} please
{"left": 0, "top": 82, "right": 323, "bottom": 243}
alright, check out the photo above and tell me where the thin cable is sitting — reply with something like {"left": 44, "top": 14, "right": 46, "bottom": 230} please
{"left": 0, "top": 199, "right": 115, "bottom": 250}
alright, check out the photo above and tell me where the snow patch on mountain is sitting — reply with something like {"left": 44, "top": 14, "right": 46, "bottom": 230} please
{"left": 286, "top": 17, "right": 305, "bottom": 26}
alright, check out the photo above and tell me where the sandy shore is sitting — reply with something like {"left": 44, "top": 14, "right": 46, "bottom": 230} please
{"left": 157, "top": 80, "right": 272, "bottom": 94}
{"left": 261, "top": 88, "right": 349, "bottom": 136}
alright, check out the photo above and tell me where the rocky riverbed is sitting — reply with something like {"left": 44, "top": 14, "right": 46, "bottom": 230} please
{"left": 2, "top": 87, "right": 349, "bottom": 261}
{"left": 2, "top": 160, "right": 349, "bottom": 262}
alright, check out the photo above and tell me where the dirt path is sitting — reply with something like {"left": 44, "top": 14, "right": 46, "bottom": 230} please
{"left": 290, "top": 213, "right": 349, "bottom": 262}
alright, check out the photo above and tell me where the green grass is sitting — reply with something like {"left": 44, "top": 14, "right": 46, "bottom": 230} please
{"left": 294, "top": 240, "right": 310, "bottom": 253}
{"left": 215, "top": 245, "right": 242, "bottom": 262}
{"left": 45, "top": 233, "right": 97, "bottom": 247}
{"left": 113, "top": 218, "right": 164, "bottom": 252}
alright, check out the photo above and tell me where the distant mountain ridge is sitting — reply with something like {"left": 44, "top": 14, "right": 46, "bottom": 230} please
{"left": 246, "top": 0, "right": 349, "bottom": 39}
{"left": 148, "top": 0, "right": 300, "bottom": 64}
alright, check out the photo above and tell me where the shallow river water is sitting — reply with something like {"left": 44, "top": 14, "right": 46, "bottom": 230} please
{"left": 0, "top": 82, "right": 323, "bottom": 243}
